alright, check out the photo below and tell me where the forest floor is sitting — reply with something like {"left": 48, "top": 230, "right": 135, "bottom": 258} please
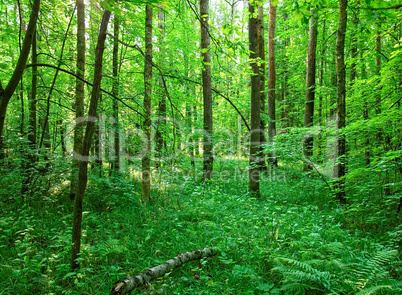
{"left": 1, "top": 159, "right": 401, "bottom": 294}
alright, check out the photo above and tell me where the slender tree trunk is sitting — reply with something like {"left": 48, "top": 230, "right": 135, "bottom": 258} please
{"left": 71, "top": 10, "right": 111, "bottom": 270}
{"left": 303, "top": 7, "right": 318, "bottom": 166}
{"left": 361, "top": 49, "right": 370, "bottom": 166}
{"left": 22, "top": 30, "right": 38, "bottom": 195}
{"left": 267, "top": 0, "right": 277, "bottom": 167}
{"left": 317, "top": 19, "right": 326, "bottom": 163}
{"left": 200, "top": 0, "right": 213, "bottom": 180}
{"left": 248, "top": 1, "right": 261, "bottom": 196}
{"left": 155, "top": 4, "right": 166, "bottom": 167}
{"left": 70, "top": 0, "right": 86, "bottom": 200}
{"left": 0, "top": 0, "right": 40, "bottom": 158}
{"left": 257, "top": 3, "right": 267, "bottom": 172}
{"left": 112, "top": 13, "right": 120, "bottom": 174}
{"left": 333, "top": 0, "right": 347, "bottom": 204}
{"left": 142, "top": 5, "right": 153, "bottom": 202}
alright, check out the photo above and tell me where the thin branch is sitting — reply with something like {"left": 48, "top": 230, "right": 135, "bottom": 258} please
{"left": 164, "top": 74, "right": 251, "bottom": 131}
{"left": 39, "top": 5, "right": 76, "bottom": 149}
{"left": 25, "top": 63, "right": 147, "bottom": 120}
{"left": 389, "top": 96, "right": 402, "bottom": 109}
{"left": 107, "top": 33, "right": 184, "bottom": 118}
{"left": 303, "top": 158, "right": 333, "bottom": 194}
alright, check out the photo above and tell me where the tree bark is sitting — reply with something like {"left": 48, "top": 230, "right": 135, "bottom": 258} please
{"left": 112, "top": 12, "right": 120, "bottom": 174}
{"left": 110, "top": 248, "right": 217, "bottom": 295}
{"left": 200, "top": 0, "right": 213, "bottom": 181}
{"left": 257, "top": 3, "right": 267, "bottom": 173}
{"left": 0, "top": 0, "right": 41, "bottom": 157}
{"left": 70, "top": 0, "right": 86, "bottom": 200}
{"left": 303, "top": 7, "right": 318, "bottom": 166}
{"left": 333, "top": 0, "right": 347, "bottom": 204}
{"left": 155, "top": 4, "right": 166, "bottom": 167}
{"left": 142, "top": 5, "right": 153, "bottom": 203}
{"left": 71, "top": 10, "right": 111, "bottom": 270}
{"left": 248, "top": 1, "right": 261, "bottom": 197}
{"left": 267, "top": 0, "right": 277, "bottom": 167}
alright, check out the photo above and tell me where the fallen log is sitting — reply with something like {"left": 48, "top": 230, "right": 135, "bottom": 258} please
{"left": 110, "top": 247, "right": 217, "bottom": 295}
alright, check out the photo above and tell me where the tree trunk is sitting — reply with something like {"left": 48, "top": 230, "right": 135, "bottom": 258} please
{"left": 257, "top": 3, "right": 267, "bottom": 173}
{"left": 248, "top": 1, "right": 261, "bottom": 196}
{"left": 303, "top": 7, "right": 318, "bottom": 167}
{"left": 200, "top": 0, "right": 213, "bottom": 181}
{"left": 70, "top": 0, "right": 86, "bottom": 201}
{"left": 22, "top": 30, "right": 38, "bottom": 195}
{"left": 0, "top": 0, "right": 41, "bottom": 158}
{"left": 110, "top": 248, "right": 216, "bottom": 295}
{"left": 267, "top": 0, "right": 277, "bottom": 167}
{"left": 317, "top": 19, "right": 326, "bottom": 163}
{"left": 112, "top": 13, "right": 120, "bottom": 174}
{"left": 333, "top": 0, "right": 347, "bottom": 204}
{"left": 155, "top": 4, "right": 166, "bottom": 168}
{"left": 142, "top": 5, "right": 153, "bottom": 203}
{"left": 71, "top": 10, "right": 111, "bottom": 270}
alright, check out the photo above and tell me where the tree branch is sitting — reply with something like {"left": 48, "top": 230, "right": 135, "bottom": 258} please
{"left": 25, "top": 63, "right": 147, "bottom": 120}
{"left": 110, "top": 248, "right": 217, "bottom": 295}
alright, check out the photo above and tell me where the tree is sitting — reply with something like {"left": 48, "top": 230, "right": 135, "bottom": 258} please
{"left": 155, "top": 4, "right": 166, "bottom": 167}
{"left": 267, "top": 0, "right": 277, "bottom": 167}
{"left": 200, "top": 0, "right": 213, "bottom": 181}
{"left": 248, "top": 0, "right": 261, "bottom": 196}
{"left": 70, "top": 0, "right": 86, "bottom": 200}
{"left": 333, "top": 0, "right": 347, "bottom": 204}
{"left": 71, "top": 9, "right": 111, "bottom": 270}
{"left": 0, "top": 0, "right": 41, "bottom": 158}
{"left": 303, "top": 7, "right": 318, "bottom": 165}
{"left": 142, "top": 4, "right": 153, "bottom": 202}
{"left": 112, "top": 12, "right": 120, "bottom": 174}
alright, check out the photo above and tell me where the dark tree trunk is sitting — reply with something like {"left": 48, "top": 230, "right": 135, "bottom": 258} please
{"left": 267, "top": 0, "right": 277, "bottom": 167}
{"left": 70, "top": 0, "right": 86, "bottom": 200}
{"left": 71, "top": 10, "right": 111, "bottom": 270}
{"left": 155, "top": 4, "right": 166, "bottom": 167}
{"left": 0, "top": 0, "right": 41, "bottom": 158}
{"left": 317, "top": 19, "right": 326, "bottom": 163}
{"left": 333, "top": 0, "right": 347, "bottom": 204}
{"left": 303, "top": 7, "right": 318, "bottom": 166}
{"left": 142, "top": 5, "right": 153, "bottom": 202}
{"left": 200, "top": 0, "right": 213, "bottom": 181}
{"left": 248, "top": 1, "right": 261, "bottom": 196}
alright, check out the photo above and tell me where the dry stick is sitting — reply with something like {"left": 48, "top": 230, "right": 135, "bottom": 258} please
{"left": 39, "top": 5, "right": 76, "bottom": 149}
{"left": 110, "top": 248, "right": 217, "bottom": 295}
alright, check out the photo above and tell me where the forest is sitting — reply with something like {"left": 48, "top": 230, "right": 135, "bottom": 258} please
{"left": 1, "top": 0, "right": 402, "bottom": 294}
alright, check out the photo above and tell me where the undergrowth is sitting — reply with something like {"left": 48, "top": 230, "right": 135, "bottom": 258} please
{"left": 0, "top": 158, "right": 401, "bottom": 294}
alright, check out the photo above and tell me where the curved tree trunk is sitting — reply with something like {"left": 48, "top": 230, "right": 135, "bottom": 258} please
{"left": 0, "top": 0, "right": 41, "bottom": 158}
{"left": 71, "top": 10, "right": 111, "bottom": 270}
{"left": 200, "top": 0, "right": 213, "bottom": 181}
{"left": 142, "top": 5, "right": 153, "bottom": 202}
{"left": 333, "top": 0, "right": 347, "bottom": 204}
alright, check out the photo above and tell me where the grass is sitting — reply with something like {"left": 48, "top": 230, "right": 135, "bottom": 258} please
{"left": 0, "top": 158, "right": 401, "bottom": 294}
